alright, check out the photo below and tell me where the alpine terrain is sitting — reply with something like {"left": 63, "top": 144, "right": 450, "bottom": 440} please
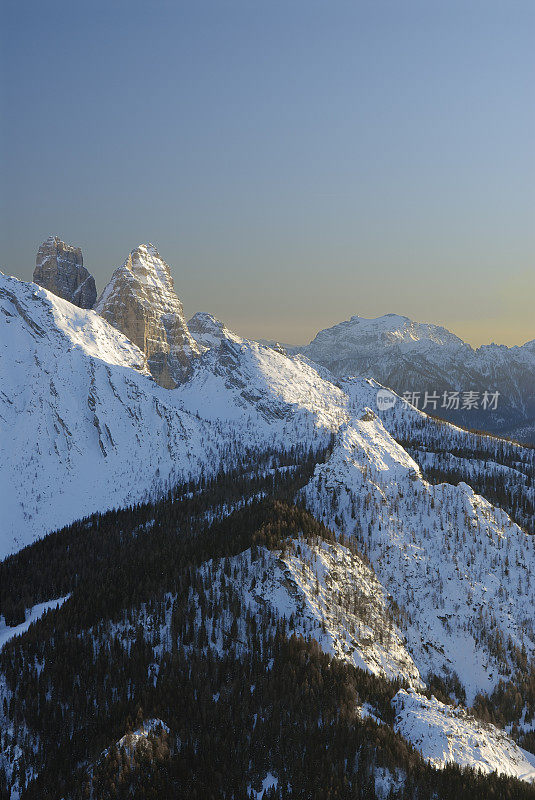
{"left": 294, "top": 314, "right": 535, "bottom": 444}
{"left": 0, "top": 240, "right": 534, "bottom": 799}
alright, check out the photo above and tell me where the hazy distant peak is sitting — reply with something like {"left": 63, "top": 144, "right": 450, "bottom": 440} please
{"left": 348, "top": 312, "right": 411, "bottom": 325}
{"left": 300, "top": 311, "right": 535, "bottom": 442}
{"left": 308, "top": 313, "right": 468, "bottom": 352}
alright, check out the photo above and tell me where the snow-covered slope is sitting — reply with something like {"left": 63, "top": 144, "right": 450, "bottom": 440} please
{"left": 0, "top": 272, "right": 349, "bottom": 557}
{"left": 204, "top": 538, "right": 422, "bottom": 686}
{"left": 393, "top": 689, "right": 535, "bottom": 783}
{"left": 0, "top": 596, "right": 69, "bottom": 651}
{"left": 2, "top": 268, "right": 535, "bottom": 725}
{"left": 178, "top": 335, "right": 349, "bottom": 434}
{"left": 299, "top": 314, "right": 535, "bottom": 443}
{"left": 0, "top": 272, "right": 221, "bottom": 557}
{"left": 303, "top": 384, "right": 535, "bottom": 704}
{"left": 100, "top": 535, "right": 421, "bottom": 686}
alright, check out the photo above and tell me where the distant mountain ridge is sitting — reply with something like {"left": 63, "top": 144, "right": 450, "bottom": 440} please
{"left": 295, "top": 313, "right": 535, "bottom": 443}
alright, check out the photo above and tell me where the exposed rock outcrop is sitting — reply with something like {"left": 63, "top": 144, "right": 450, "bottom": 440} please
{"left": 95, "top": 244, "right": 202, "bottom": 388}
{"left": 33, "top": 235, "right": 97, "bottom": 308}
{"left": 188, "top": 312, "right": 240, "bottom": 349}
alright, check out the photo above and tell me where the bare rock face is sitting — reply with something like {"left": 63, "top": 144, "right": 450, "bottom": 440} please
{"left": 95, "top": 244, "right": 203, "bottom": 388}
{"left": 33, "top": 235, "right": 97, "bottom": 308}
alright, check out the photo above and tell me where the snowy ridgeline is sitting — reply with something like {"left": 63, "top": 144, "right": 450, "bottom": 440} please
{"left": 116, "top": 539, "right": 535, "bottom": 786}
{"left": 1, "top": 267, "right": 532, "bottom": 563}
{"left": 2, "top": 268, "right": 535, "bottom": 791}
{"left": 70, "top": 537, "right": 422, "bottom": 689}
{"left": 2, "top": 270, "right": 535, "bottom": 702}
{"left": 203, "top": 539, "right": 422, "bottom": 686}
{"left": 303, "top": 405, "right": 535, "bottom": 705}
{"left": 0, "top": 272, "right": 343, "bottom": 558}
{"left": 300, "top": 312, "right": 535, "bottom": 442}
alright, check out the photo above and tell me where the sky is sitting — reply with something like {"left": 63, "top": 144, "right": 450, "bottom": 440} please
{"left": 1, "top": 0, "right": 534, "bottom": 347}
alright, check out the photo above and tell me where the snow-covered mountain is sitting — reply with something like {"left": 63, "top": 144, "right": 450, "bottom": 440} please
{"left": 188, "top": 311, "right": 241, "bottom": 349}
{"left": 298, "top": 314, "right": 535, "bottom": 443}
{"left": 0, "top": 271, "right": 221, "bottom": 556}
{"left": 0, "top": 269, "right": 347, "bottom": 556}
{"left": 2, "top": 255, "right": 535, "bottom": 793}
{"left": 1, "top": 266, "right": 534, "bottom": 699}
{"left": 204, "top": 536, "right": 423, "bottom": 687}
{"left": 302, "top": 390, "right": 535, "bottom": 702}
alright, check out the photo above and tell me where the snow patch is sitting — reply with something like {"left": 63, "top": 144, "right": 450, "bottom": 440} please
{"left": 393, "top": 689, "right": 535, "bottom": 783}
{"left": 0, "top": 596, "right": 69, "bottom": 650}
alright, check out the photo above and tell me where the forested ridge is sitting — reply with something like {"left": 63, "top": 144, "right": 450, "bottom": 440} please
{"left": 391, "top": 415, "right": 535, "bottom": 535}
{"left": 1, "top": 444, "right": 535, "bottom": 798}
{"left": 0, "top": 444, "right": 329, "bottom": 627}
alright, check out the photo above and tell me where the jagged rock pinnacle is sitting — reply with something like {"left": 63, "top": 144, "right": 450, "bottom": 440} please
{"left": 95, "top": 244, "right": 202, "bottom": 388}
{"left": 33, "top": 235, "right": 97, "bottom": 309}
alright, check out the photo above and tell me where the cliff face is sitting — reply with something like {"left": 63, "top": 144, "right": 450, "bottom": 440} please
{"left": 95, "top": 244, "right": 202, "bottom": 388}
{"left": 33, "top": 235, "right": 97, "bottom": 309}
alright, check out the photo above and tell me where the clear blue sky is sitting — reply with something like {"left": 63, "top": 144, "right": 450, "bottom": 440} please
{"left": 1, "top": 0, "right": 533, "bottom": 345}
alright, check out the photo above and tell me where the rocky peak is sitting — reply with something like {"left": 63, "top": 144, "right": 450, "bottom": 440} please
{"left": 188, "top": 312, "right": 240, "bottom": 349}
{"left": 33, "top": 235, "right": 97, "bottom": 309}
{"left": 95, "top": 244, "right": 202, "bottom": 388}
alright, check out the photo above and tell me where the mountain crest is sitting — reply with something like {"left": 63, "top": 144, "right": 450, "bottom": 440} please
{"left": 95, "top": 244, "right": 202, "bottom": 388}
{"left": 301, "top": 312, "right": 535, "bottom": 441}
{"left": 188, "top": 311, "right": 241, "bottom": 349}
{"left": 33, "top": 235, "right": 97, "bottom": 309}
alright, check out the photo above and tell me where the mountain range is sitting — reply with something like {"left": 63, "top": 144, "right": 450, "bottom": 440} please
{"left": 279, "top": 315, "right": 535, "bottom": 444}
{"left": 0, "top": 236, "right": 534, "bottom": 798}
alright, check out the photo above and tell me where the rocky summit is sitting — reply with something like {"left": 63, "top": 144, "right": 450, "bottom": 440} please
{"left": 188, "top": 311, "right": 240, "bottom": 349}
{"left": 33, "top": 235, "right": 97, "bottom": 309}
{"left": 95, "top": 244, "right": 202, "bottom": 388}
